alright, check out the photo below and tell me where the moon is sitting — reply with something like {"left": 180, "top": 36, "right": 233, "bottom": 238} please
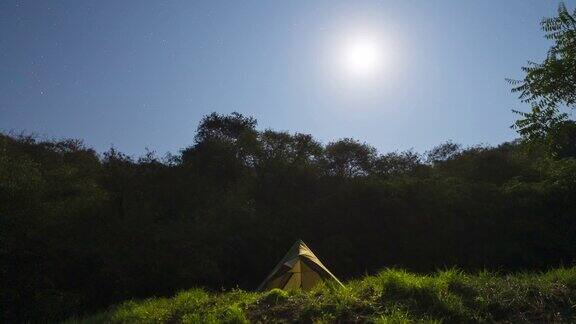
{"left": 340, "top": 35, "right": 385, "bottom": 79}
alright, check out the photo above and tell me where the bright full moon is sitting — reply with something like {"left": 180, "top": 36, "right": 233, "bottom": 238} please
{"left": 340, "top": 35, "right": 385, "bottom": 79}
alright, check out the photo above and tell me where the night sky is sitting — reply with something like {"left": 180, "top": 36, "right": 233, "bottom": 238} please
{"left": 1, "top": 1, "right": 574, "bottom": 156}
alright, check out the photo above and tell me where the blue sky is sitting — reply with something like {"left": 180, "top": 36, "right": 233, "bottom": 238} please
{"left": 1, "top": 1, "right": 574, "bottom": 156}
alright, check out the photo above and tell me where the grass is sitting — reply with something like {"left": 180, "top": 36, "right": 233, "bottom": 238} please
{"left": 66, "top": 267, "right": 576, "bottom": 323}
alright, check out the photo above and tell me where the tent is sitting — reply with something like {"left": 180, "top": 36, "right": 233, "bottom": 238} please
{"left": 258, "top": 239, "right": 343, "bottom": 291}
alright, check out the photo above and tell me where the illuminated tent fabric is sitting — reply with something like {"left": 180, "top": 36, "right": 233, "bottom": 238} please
{"left": 258, "top": 239, "right": 343, "bottom": 291}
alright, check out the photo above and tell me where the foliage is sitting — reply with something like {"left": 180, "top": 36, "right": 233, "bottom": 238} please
{"left": 511, "top": 3, "right": 576, "bottom": 109}
{"left": 2, "top": 111, "right": 576, "bottom": 322}
{"left": 509, "top": 3, "right": 576, "bottom": 152}
{"left": 69, "top": 267, "right": 576, "bottom": 323}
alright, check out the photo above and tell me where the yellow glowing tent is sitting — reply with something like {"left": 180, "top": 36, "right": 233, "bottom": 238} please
{"left": 258, "top": 239, "right": 343, "bottom": 291}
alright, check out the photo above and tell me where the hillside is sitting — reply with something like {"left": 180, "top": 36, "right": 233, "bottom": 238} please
{"left": 3, "top": 112, "right": 576, "bottom": 322}
{"left": 68, "top": 267, "right": 576, "bottom": 323}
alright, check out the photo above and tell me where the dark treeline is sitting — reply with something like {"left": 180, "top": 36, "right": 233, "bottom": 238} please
{"left": 2, "top": 3, "right": 576, "bottom": 323}
{"left": 2, "top": 112, "right": 576, "bottom": 321}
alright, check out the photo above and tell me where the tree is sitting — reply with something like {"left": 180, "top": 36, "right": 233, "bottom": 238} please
{"left": 509, "top": 3, "right": 576, "bottom": 144}
{"left": 373, "top": 150, "right": 422, "bottom": 177}
{"left": 426, "top": 142, "right": 462, "bottom": 164}
{"left": 547, "top": 120, "right": 576, "bottom": 158}
{"left": 323, "top": 138, "right": 377, "bottom": 178}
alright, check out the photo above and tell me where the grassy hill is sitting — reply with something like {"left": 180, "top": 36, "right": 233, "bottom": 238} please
{"left": 67, "top": 267, "right": 576, "bottom": 323}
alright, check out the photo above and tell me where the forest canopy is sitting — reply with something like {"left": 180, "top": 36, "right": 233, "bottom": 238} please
{"left": 2, "top": 111, "right": 576, "bottom": 322}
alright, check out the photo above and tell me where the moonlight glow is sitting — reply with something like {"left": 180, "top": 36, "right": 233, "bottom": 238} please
{"left": 341, "top": 35, "right": 384, "bottom": 78}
